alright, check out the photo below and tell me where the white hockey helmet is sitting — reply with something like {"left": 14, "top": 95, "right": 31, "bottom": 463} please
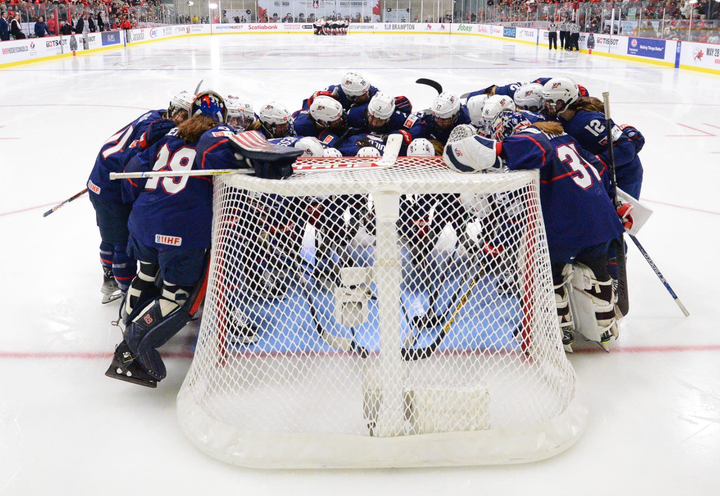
{"left": 356, "top": 146, "right": 382, "bottom": 157}
{"left": 258, "top": 101, "right": 293, "bottom": 138}
{"left": 322, "top": 147, "right": 343, "bottom": 157}
{"left": 431, "top": 92, "right": 461, "bottom": 120}
{"left": 407, "top": 138, "right": 435, "bottom": 157}
{"left": 310, "top": 95, "right": 345, "bottom": 128}
{"left": 513, "top": 83, "right": 544, "bottom": 112}
{"left": 294, "top": 136, "right": 325, "bottom": 157}
{"left": 341, "top": 71, "right": 371, "bottom": 99}
{"left": 168, "top": 90, "right": 193, "bottom": 121}
{"left": 542, "top": 77, "right": 579, "bottom": 118}
{"left": 367, "top": 92, "right": 395, "bottom": 123}
{"left": 479, "top": 95, "right": 516, "bottom": 136}
{"left": 226, "top": 95, "right": 256, "bottom": 130}
{"left": 466, "top": 94, "right": 489, "bottom": 127}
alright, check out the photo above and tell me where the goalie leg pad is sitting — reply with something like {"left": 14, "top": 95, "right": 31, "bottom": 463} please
{"left": 571, "top": 263, "right": 618, "bottom": 344}
{"left": 552, "top": 263, "right": 575, "bottom": 351}
{"left": 121, "top": 261, "right": 160, "bottom": 328}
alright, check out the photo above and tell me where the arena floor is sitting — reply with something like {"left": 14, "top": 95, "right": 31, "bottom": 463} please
{"left": 1, "top": 32, "right": 719, "bottom": 495}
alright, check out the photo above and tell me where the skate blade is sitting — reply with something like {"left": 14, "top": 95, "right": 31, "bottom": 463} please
{"left": 598, "top": 341, "right": 610, "bottom": 353}
{"left": 563, "top": 344, "right": 574, "bottom": 353}
{"left": 105, "top": 364, "right": 158, "bottom": 388}
{"left": 101, "top": 291, "right": 123, "bottom": 304}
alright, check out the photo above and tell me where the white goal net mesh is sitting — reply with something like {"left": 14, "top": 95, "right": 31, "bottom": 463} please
{"left": 177, "top": 157, "right": 587, "bottom": 468}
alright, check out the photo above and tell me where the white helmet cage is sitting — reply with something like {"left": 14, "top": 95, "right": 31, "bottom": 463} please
{"left": 341, "top": 72, "right": 371, "bottom": 98}
{"left": 356, "top": 146, "right": 382, "bottom": 157}
{"left": 467, "top": 94, "right": 489, "bottom": 127}
{"left": 432, "top": 92, "right": 461, "bottom": 120}
{"left": 310, "top": 96, "right": 345, "bottom": 128}
{"left": 226, "top": 95, "right": 256, "bottom": 129}
{"left": 542, "top": 77, "right": 579, "bottom": 116}
{"left": 480, "top": 95, "right": 516, "bottom": 135}
{"left": 407, "top": 138, "right": 435, "bottom": 157}
{"left": 367, "top": 92, "right": 396, "bottom": 122}
{"left": 513, "top": 83, "right": 544, "bottom": 112}
{"left": 168, "top": 90, "right": 193, "bottom": 117}
{"left": 258, "top": 101, "right": 293, "bottom": 138}
{"left": 294, "top": 137, "right": 325, "bottom": 157}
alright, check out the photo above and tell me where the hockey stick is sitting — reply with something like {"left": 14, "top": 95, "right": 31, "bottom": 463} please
{"left": 42, "top": 188, "right": 88, "bottom": 217}
{"left": 401, "top": 260, "right": 484, "bottom": 361}
{"left": 416, "top": 78, "right": 443, "bottom": 95}
{"left": 629, "top": 234, "right": 690, "bottom": 317}
{"left": 109, "top": 134, "right": 404, "bottom": 180}
{"left": 602, "top": 92, "right": 630, "bottom": 317}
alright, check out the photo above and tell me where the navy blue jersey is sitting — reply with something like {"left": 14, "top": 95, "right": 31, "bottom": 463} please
{"left": 347, "top": 104, "right": 410, "bottom": 135}
{"left": 500, "top": 128, "right": 624, "bottom": 252}
{"left": 292, "top": 111, "right": 347, "bottom": 148}
{"left": 301, "top": 84, "right": 380, "bottom": 111}
{"left": 87, "top": 109, "right": 165, "bottom": 202}
{"left": 337, "top": 133, "right": 388, "bottom": 156}
{"left": 465, "top": 78, "right": 552, "bottom": 101}
{"left": 560, "top": 110, "right": 643, "bottom": 197}
{"left": 412, "top": 107, "right": 472, "bottom": 145}
{"left": 125, "top": 124, "right": 240, "bottom": 250}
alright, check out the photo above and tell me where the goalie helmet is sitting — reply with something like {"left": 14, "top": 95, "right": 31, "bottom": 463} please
{"left": 310, "top": 96, "right": 345, "bottom": 128}
{"left": 226, "top": 95, "right": 256, "bottom": 131}
{"left": 367, "top": 92, "right": 395, "bottom": 122}
{"left": 479, "top": 95, "right": 516, "bottom": 136}
{"left": 341, "top": 71, "right": 370, "bottom": 98}
{"left": 323, "top": 147, "right": 343, "bottom": 157}
{"left": 258, "top": 101, "right": 293, "bottom": 138}
{"left": 513, "top": 83, "right": 544, "bottom": 112}
{"left": 542, "top": 77, "right": 579, "bottom": 118}
{"left": 467, "top": 94, "right": 489, "bottom": 127}
{"left": 190, "top": 90, "right": 227, "bottom": 124}
{"left": 431, "top": 92, "right": 461, "bottom": 120}
{"left": 294, "top": 136, "right": 325, "bottom": 157}
{"left": 168, "top": 90, "right": 193, "bottom": 120}
{"left": 356, "top": 146, "right": 381, "bottom": 157}
{"left": 407, "top": 138, "right": 435, "bottom": 157}
{"left": 491, "top": 110, "right": 531, "bottom": 141}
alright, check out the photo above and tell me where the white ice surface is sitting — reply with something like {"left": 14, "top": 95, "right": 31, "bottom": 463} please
{"left": 1, "top": 33, "right": 719, "bottom": 495}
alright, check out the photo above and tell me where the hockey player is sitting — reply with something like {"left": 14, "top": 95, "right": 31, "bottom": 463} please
{"left": 476, "top": 94, "right": 516, "bottom": 137}
{"left": 411, "top": 92, "right": 472, "bottom": 152}
{"left": 226, "top": 95, "right": 259, "bottom": 132}
{"left": 542, "top": 77, "right": 644, "bottom": 199}
{"left": 301, "top": 71, "right": 379, "bottom": 111}
{"left": 463, "top": 77, "right": 553, "bottom": 101}
{"left": 107, "top": 91, "right": 301, "bottom": 387}
{"left": 257, "top": 101, "right": 295, "bottom": 139}
{"left": 293, "top": 95, "right": 348, "bottom": 148}
{"left": 513, "top": 83, "right": 544, "bottom": 113}
{"left": 87, "top": 90, "right": 192, "bottom": 304}
{"left": 347, "top": 92, "right": 411, "bottom": 136}
{"left": 443, "top": 110, "right": 626, "bottom": 351}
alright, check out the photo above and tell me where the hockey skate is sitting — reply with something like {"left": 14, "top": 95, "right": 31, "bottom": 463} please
{"left": 228, "top": 314, "right": 260, "bottom": 346}
{"left": 105, "top": 341, "right": 158, "bottom": 388}
{"left": 101, "top": 268, "right": 123, "bottom": 304}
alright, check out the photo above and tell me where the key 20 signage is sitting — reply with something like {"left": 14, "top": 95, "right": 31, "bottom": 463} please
{"left": 627, "top": 37, "right": 666, "bottom": 60}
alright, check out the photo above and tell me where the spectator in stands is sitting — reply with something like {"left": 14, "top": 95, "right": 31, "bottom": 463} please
{"left": 89, "top": 14, "right": 96, "bottom": 33}
{"left": 97, "top": 13, "right": 105, "bottom": 32}
{"left": 34, "top": 15, "right": 48, "bottom": 37}
{"left": 0, "top": 11, "right": 9, "bottom": 42}
{"left": 10, "top": 13, "right": 26, "bottom": 39}
{"left": 59, "top": 19, "right": 74, "bottom": 35}
{"left": 75, "top": 13, "right": 86, "bottom": 35}
{"left": 46, "top": 16, "right": 57, "bottom": 36}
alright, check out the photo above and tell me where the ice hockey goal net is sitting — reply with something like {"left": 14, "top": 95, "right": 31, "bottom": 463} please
{"left": 177, "top": 156, "right": 587, "bottom": 468}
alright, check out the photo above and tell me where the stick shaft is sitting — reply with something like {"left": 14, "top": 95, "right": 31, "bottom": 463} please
{"left": 42, "top": 188, "right": 88, "bottom": 217}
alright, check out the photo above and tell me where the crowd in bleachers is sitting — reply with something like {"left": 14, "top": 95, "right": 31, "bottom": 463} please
{"left": 1, "top": 0, "right": 718, "bottom": 43}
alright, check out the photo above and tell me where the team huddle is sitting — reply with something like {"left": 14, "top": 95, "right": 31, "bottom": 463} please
{"left": 89, "top": 72, "right": 644, "bottom": 387}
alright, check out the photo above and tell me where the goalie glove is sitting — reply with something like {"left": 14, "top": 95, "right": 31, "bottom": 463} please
{"left": 616, "top": 202, "right": 634, "bottom": 231}
{"left": 229, "top": 131, "right": 303, "bottom": 180}
{"left": 443, "top": 135, "right": 503, "bottom": 174}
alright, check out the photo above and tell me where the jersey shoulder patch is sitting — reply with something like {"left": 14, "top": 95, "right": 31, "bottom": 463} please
{"left": 403, "top": 114, "right": 419, "bottom": 129}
